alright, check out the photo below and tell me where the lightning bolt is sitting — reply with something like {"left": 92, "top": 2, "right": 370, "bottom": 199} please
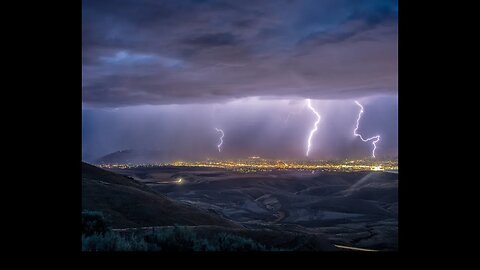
{"left": 353, "top": 101, "right": 381, "bottom": 158}
{"left": 215, "top": 128, "right": 224, "bottom": 152}
{"left": 306, "top": 99, "right": 321, "bottom": 157}
{"left": 283, "top": 112, "right": 292, "bottom": 125}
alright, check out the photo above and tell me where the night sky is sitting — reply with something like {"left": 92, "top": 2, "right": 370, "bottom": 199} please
{"left": 82, "top": 0, "right": 398, "bottom": 162}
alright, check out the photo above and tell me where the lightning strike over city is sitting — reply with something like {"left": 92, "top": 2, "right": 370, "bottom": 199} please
{"left": 215, "top": 128, "right": 224, "bottom": 152}
{"left": 353, "top": 101, "right": 381, "bottom": 158}
{"left": 305, "top": 99, "right": 321, "bottom": 157}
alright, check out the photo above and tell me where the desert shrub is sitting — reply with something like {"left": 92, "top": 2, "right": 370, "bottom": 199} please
{"left": 82, "top": 232, "right": 126, "bottom": 251}
{"left": 192, "top": 238, "right": 218, "bottom": 251}
{"left": 82, "top": 210, "right": 110, "bottom": 236}
{"left": 142, "top": 227, "right": 272, "bottom": 251}
{"left": 82, "top": 231, "right": 151, "bottom": 251}
{"left": 142, "top": 226, "right": 198, "bottom": 251}
{"left": 82, "top": 225, "right": 284, "bottom": 251}
{"left": 208, "top": 232, "right": 267, "bottom": 251}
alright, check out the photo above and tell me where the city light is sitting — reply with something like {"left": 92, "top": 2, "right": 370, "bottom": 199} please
{"left": 98, "top": 158, "right": 397, "bottom": 174}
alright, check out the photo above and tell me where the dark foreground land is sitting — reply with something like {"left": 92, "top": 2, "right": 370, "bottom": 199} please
{"left": 82, "top": 163, "right": 397, "bottom": 251}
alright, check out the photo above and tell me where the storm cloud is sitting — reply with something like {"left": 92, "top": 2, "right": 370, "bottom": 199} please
{"left": 82, "top": 0, "right": 397, "bottom": 106}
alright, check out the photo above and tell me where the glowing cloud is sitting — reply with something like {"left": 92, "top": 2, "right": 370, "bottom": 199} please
{"left": 353, "top": 101, "right": 381, "bottom": 158}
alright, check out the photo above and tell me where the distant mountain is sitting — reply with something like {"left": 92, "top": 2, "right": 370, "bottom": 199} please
{"left": 82, "top": 162, "right": 240, "bottom": 228}
{"left": 94, "top": 149, "right": 164, "bottom": 164}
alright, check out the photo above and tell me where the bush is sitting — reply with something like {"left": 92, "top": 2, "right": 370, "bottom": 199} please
{"left": 207, "top": 232, "right": 269, "bottom": 251}
{"left": 140, "top": 227, "right": 271, "bottom": 251}
{"left": 82, "top": 210, "right": 110, "bottom": 236}
{"left": 82, "top": 231, "right": 150, "bottom": 251}
{"left": 82, "top": 225, "right": 283, "bottom": 251}
{"left": 143, "top": 226, "right": 198, "bottom": 251}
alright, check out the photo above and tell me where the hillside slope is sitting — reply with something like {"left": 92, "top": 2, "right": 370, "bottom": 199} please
{"left": 82, "top": 162, "right": 240, "bottom": 229}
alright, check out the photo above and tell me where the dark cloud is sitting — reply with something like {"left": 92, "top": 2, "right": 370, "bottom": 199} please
{"left": 183, "top": 33, "right": 240, "bottom": 47}
{"left": 232, "top": 19, "right": 255, "bottom": 29}
{"left": 82, "top": 0, "right": 397, "bottom": 106}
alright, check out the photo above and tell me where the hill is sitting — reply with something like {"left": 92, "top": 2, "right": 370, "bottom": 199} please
{"left": 94, "top": 149, "right": 164, "bottom": 164}
{"left": 82, "top": 162, "right": 336, "bottom": 251}
{"left": 82, "top": 162, "right": 240, "bottom": 229}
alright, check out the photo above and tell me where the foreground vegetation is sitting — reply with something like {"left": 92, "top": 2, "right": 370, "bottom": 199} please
{"left": 82, "top": 210, "right": 281, "bottom": 251}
